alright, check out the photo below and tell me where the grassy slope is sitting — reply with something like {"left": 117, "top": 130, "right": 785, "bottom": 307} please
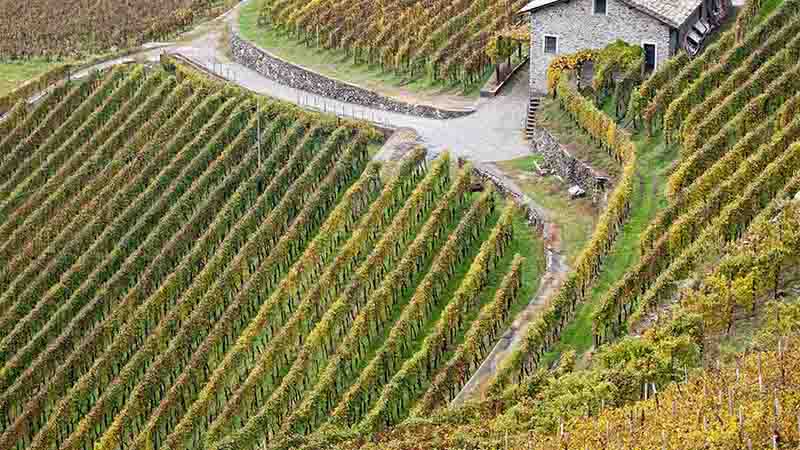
{"left": 502, "top": 99, "right": 676, "bottom": 364}
{"left": 497, "top": 159, "right": 598, "bottom": 264}
{"left": 0, "top": 59, "right": 61, "bottom": 96}
{"left": 372, "top": 202, "right": 545, "bottom": 422}
{"left": 505, "top": 211, "right": 547, "bottom": 321}
{"left": 237, "top": 0, "right": 485, "bottom": 102}
{"left": 758, "top": 0, "right": 785, "bottom": 19}
{"left": 553, "top": 134, "right": 675, "bottom": 361}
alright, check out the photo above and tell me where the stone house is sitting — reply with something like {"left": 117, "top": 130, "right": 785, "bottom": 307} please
{"left": 521, "top": 0, "right": 725, "bottom": 93}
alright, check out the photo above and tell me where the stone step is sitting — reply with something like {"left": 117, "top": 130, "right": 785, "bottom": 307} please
{"left": 524, "top": 96, "right": 543, "bottom": 140}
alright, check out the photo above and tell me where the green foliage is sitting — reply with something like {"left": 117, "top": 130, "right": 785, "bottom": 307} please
{"left": 260, "top": 0, "right": 531, "bottom": 86}
{"left": 755, "top": 298, "right": 800, "bottom": 348}
{"left": 0, "top": 63, "right": 71, "bottom": 114}
{"left": 683, "top": 202, "right": 800, "bottom": 336}
{"left": 489, "top": 53, "right": 639, "bottom": 392}
{"left": 591, "top": 40, "right": 643, "bottom": 106}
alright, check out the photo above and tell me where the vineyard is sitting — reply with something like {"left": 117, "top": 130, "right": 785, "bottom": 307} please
{"left": 304, "top": 334, "right": 800, "bottom": 450}
{"left": 263, "top": 1, "right": 800, "bottom": 442}
{"left": 0, "top": 61, "right": 543, "bottom": 450}
{"left": 591, "top": 0, "right": 800, "bottom": 345}
{"left": 484, "top": 0, "right": 800, "bottom": 424}
{"left": 0, "top": 0, "right": 238, "bottom": 58}
{"left": 2, "top": 0, "right": 800, "bottom": 447}
{"left": 471, "top": 0, "right": 800, "bottom": 380}
{"left": 257, "top": 0, "right": 531, "bottom": 85}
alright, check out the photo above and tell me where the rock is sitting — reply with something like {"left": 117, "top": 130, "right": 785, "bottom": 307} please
{"left": 568, "top": 185, "right": 586, "bottom": 198}
{"left": 529, "top": 126, "right": 605, "bottom": 197}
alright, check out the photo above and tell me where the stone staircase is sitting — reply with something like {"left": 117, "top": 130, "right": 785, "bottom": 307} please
{"left": 524, "top": 95, "right": 542, "bottom": 140}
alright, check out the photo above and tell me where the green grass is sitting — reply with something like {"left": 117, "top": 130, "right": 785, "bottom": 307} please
{"left": 505, "top": 211, "right": 547, "bottom": 320}
{"left": 367, "top": 143, "right": 383, "bottom": 160}
{"left": 757, "top": 0, "right": 784, "bottom": 20}
{"left": 501, "top": 155, "right": 544, "bottom": 173}
{"left": 0, "top": 59, "right": 62, "bottom": 97}
{"left": 495, "top": 161, "right": 598, "bottom": 265}
{"left": 546, "top": 133, "right": 677, "bottom": 364}
{"left": 237, "top": 0, "right": 483, "bottom": 103}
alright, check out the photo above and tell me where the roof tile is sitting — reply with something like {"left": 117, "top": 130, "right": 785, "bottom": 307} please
{"left": 519, "top": 0, "right": 702, "bottom": 27}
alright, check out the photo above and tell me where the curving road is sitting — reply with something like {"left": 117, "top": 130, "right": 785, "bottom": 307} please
{"left": 73, "top": 0, "right": 532, "bottom": 163}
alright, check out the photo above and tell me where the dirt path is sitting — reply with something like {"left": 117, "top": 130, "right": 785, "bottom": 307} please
{"left": 451, "top": 163, "right": 569, "bottom": 405}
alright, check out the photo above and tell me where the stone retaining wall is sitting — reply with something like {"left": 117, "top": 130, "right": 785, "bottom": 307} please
{"left": 230, "top": 32, "right": 473, "bottom": 120}
{"left": 529, "top": 126, "right": 607, "bottom": 196}
{"left": 471, "top": 165, "right": 544, "bottom": 233}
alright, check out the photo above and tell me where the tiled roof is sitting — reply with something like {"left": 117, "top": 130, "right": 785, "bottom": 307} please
{"left": 518, "top": 0, "right": 701, "bottom": 27}
{"left": 619, "top": 0, "right": 701, "bottom": 27}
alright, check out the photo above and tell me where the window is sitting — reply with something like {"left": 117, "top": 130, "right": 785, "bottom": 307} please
{"left": 669, "top": 29, "right": 679, "bottom": 56}
{"left": 544, "top": 35, "right": 558, "bottom": 54}
{"left": 643, "top": 42, "right": 657, "bottom": 72}
{"left": 593, "top": 0, "right": 607, "bottom": 14}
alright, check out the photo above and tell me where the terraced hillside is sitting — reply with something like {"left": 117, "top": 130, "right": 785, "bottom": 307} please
{"left": 590, "top": 0, "right": 800, "bottom": 344}
{"left": 0, "top": 63, "right": 543, "bottom": 450}
{"left": 302, "top": 333, "right": 800, "bottom": 450}
{"left": 258, "top": 0, "right": 530, "bottom": 84}
{"left": 0, "top": 0, "right": 238, "bottom": 58}
{"left": 278, "top": 3, "right": 800, "bottom": 447}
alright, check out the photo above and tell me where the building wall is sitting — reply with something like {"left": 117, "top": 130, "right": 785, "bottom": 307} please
{"left": 528, "top": 0, "right": 672, "bottom": 93}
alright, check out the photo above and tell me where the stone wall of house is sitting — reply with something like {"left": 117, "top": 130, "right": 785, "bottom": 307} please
{"left": 230, "top": 32, "right": 473, "bottom": 120}
{"left": 529, "top": 126, "right": 607, "bottom": 196}
{"left": 527, "top": 0, "right": 672, "bottom": 93}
